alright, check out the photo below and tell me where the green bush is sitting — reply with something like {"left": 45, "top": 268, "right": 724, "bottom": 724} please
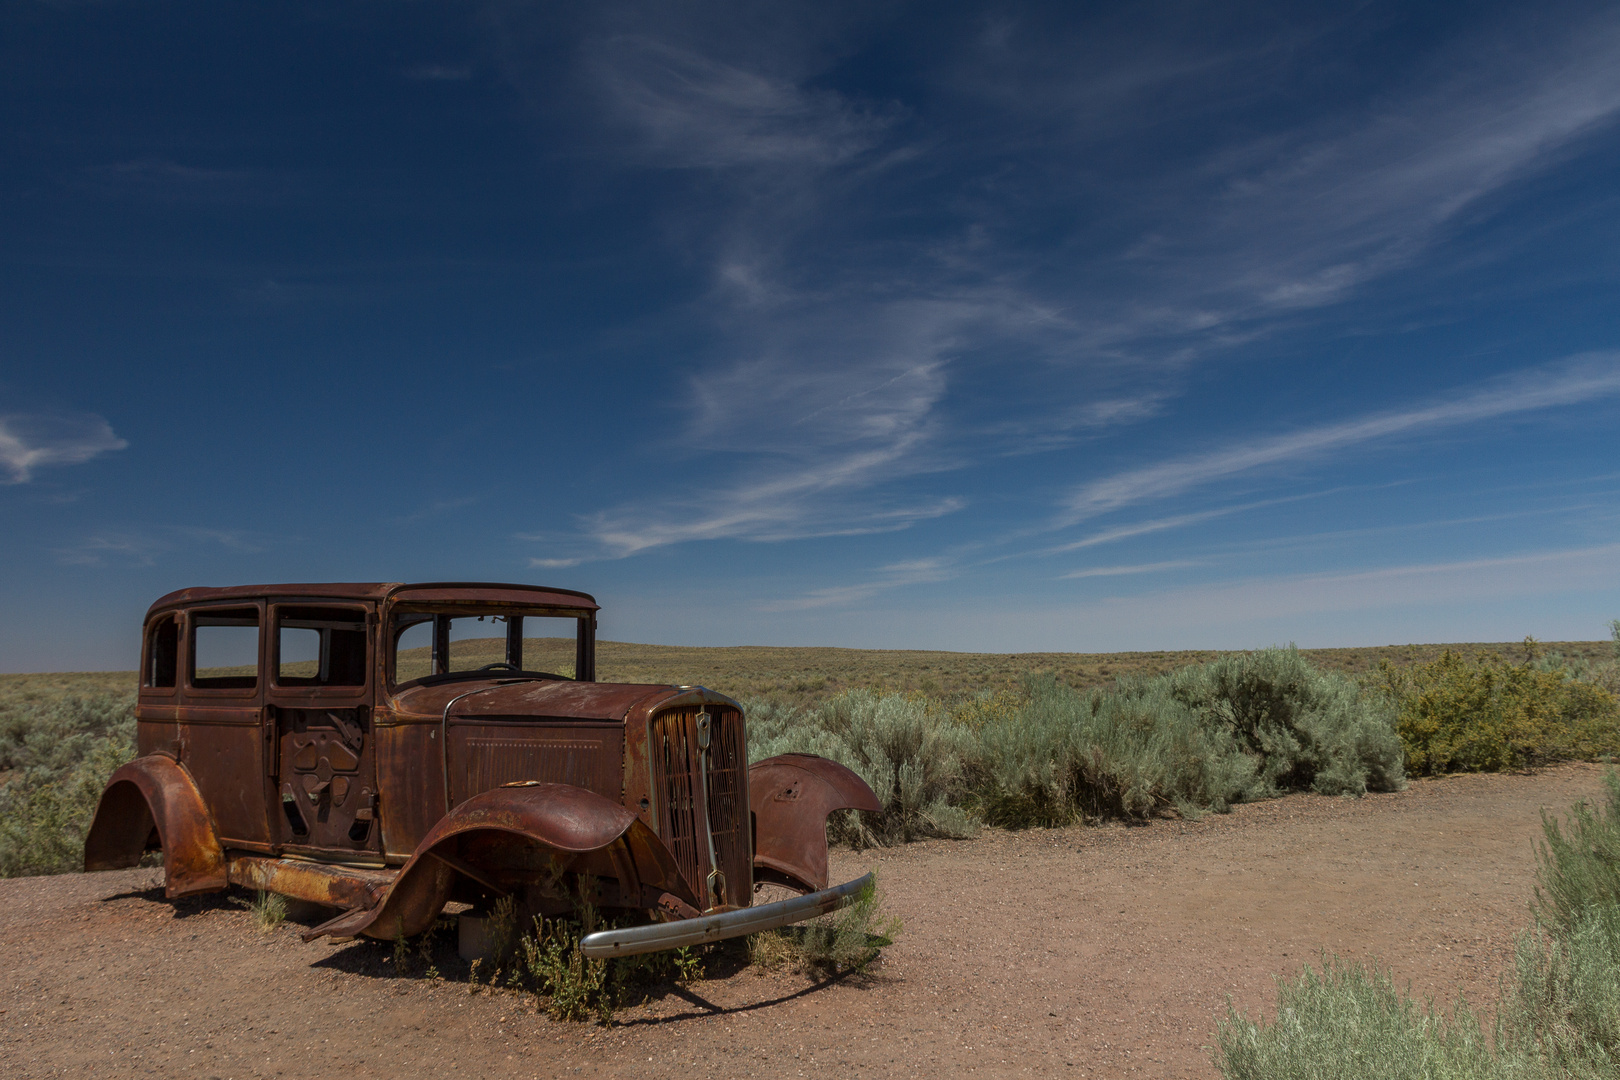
{"left": 1380, "top": 650, "right": 1620, "bottom": 775}
{"left": 748, "top": 690, "right": 976, "bottom": 843}
{"left": 0, "top": 693, "right": 136, "bottom": 877}
{"left": 1168, "top": 648, "right": 1406, "bottom": 797}
{"left": 969, "top": 673, "right": 1260, "bottom": 826}
{"left": 751, "top": 648, "right": 1404, "bottom": 836}
{"left": 1214, "top": 957, "right": 1510, "bottom": 1080}
{"left": 1531, "top": 771, "right": 1620, "bottom": 937}
{"left": 973, "top": 649, "right": 1403, "bottom": 827}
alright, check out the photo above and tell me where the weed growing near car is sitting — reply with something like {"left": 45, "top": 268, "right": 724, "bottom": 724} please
{"left": 749, "top": 871, "right": 900, "bottom": 976}
{"left": 250, "top": 889, "right": 287, "bottom": 932}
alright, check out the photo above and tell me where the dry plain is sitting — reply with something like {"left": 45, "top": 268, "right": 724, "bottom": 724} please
{"left": 2, "top": 763, "right": 1608, "bottom": 1080}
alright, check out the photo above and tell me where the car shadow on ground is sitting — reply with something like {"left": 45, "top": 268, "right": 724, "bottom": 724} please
{"left": 304, "top": 925, "right": 888, "bottom": 1025}
{"left": 98, "top": 883, "right": 243, "bottom": 920}
{"left": 613, "top": 966, "right": 887, "bottom": 1027}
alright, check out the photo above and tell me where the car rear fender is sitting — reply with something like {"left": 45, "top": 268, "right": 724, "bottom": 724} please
{"left": 82, "top": 755, "right": 228, "bottom": 899}
{"left": 749, "top": 754, "right": 883, "bottom": 894}
{"left": 308, "top": 782, "right": 698, "bottom": 942}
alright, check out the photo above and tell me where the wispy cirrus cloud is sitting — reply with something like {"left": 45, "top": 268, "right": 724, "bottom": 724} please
{"left": 589, "top": 36, "right": 897, "bottom": 170}
{"left": 517, "top": 7, "right": 1620, "bottom": 593}
{"left": 1070, "top": 543, "right": 1620, "bottom": 629}
{"left": 1063, "top": 353, "right": 1620, "bottom": 523}
{"left": 759, "top": 556, "right": 956, "bottom": 612}
{"left": 0, "top": 412, "right": 127, "bottom": 484}
{"left": 1060, "top": 560, "right": 1201, "bottom": 580}
{"left": 57, "top": 526, "right": 269, "bottom": 567}
{"left": 577, "top": 300, "right": 970, "bottom": 557}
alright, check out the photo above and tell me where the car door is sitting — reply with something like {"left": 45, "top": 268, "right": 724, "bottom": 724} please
{"left": 182, "top": 601, "right": 272, "bottom": 847}
{"left": 265, "top": 601, "right": 381, "bottom": 861}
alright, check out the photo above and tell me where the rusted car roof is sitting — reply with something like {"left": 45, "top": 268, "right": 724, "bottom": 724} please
{"left": 146, "top": 581, "right": 599, "bottom": 616}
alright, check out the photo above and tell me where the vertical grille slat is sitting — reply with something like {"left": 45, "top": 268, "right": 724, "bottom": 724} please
{"left": 651, "top": 706, "right": 750, "bottom": 908}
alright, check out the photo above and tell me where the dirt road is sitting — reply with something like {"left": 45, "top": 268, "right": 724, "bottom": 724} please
{"left": 2, "top": 764, "right": 1608, "bottom": 1079}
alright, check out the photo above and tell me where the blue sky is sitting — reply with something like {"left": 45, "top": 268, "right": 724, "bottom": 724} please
{"left": 3, "top": 1, "right": 1619, "bottom": 671}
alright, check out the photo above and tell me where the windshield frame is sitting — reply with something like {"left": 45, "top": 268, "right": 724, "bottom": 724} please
{"left": 385, "top": 602, "right": 595, "bottom": 690}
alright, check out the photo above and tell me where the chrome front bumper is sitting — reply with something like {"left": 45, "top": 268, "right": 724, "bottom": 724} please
{"left": 579, "top": 872, "right": 873, "bottom": 959}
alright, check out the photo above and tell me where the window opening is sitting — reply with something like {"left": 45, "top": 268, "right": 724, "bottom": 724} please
{"left": 390, "top": 611, "right": 582, "bottom": 684}
{"left": 191, "top": 608, "right": 260, "bottom": 689}
{"left": 393, "top": 615, "right": 435, "bottom": 683}
{"left": 275, "top": 606, "right": 366, "bottom": 687}
{"left": 145, "top": 616, "right": 178, "bottom": 689}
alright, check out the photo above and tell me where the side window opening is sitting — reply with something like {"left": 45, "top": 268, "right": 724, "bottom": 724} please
{"left": 190, "top": 608, "right": 261, "bottom": 689}
{"left": 393, "top": 615, "right": 435, "bottom": 684}
{"left": 145, "top": 616, "right": 178, "bottom": 689}
{"left": 276, "top": 607, "right": 367, "bottom": 688}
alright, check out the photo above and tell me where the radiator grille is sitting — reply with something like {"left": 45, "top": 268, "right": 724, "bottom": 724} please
{"left": 651, "top": 706, "right": 750, "bottom": 908}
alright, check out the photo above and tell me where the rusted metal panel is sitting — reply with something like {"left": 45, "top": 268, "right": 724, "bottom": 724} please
{"left": 148, "top": 582, "right": 599, "bottom": 620}
{"left": 373, "top": 718, "right": 441, "bottom": 861}
{"left": 226, "top": 855, "right": 394, "bottom": 910}
{"left": 387, "top": 582, "right": 598, "bottom": 609}
{"left": 84, "top": 755, "right": 228, "bottom": 898}
{"left": 749, "top": 753, "right": 882, "bottom": 894}
{"left": 401, "top": 680, "right": 672, "bottom": 723}
{"left": 448, "top": 719, "right": 623, "bottom": 804}
{"left": 311, "top": 783, "right": 696, "bottom": 941}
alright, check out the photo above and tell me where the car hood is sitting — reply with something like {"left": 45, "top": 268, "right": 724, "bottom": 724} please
{"left": 386, "top": 678, "right": 734, "bottom": 724}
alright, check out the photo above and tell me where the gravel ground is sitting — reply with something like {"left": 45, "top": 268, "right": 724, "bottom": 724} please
{"left": 1, "top": 763, "right": 1609, "bottom": 1080}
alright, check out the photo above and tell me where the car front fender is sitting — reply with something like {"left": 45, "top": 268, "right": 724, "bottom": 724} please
{"left": 306, "top": 782, "right": 697, "bottom": 942}
{"left": 749, "top": 754, "right": 882, "bottom": 894}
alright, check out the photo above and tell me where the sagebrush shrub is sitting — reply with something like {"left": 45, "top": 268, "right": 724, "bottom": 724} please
{"left": 751, "top": 648, "right": 1404, "bottom": 836}
{"left": 1169, "top": 648, "right": 1406, "bottom": 797}
{"left": 749, "top": 690, "right": 975, "bottom": 843}
{"left": 1218, "top": 772, "right": 1620, "bottom": 1080}
{"left": 1214, "top": 956, "right": 1508, "bottom": 1080}
{"left": 0, "top": 695, "right": 136, "bottom": 877}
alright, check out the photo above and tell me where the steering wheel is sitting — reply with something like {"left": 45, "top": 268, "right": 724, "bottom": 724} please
{"left": 475, "top": 662, "right": 520, "bottom": 672}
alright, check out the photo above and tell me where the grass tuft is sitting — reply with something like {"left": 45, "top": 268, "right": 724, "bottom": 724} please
{"left": 250, "top": 890, "right": 287, "bottom": 933}
{"left": 749, "top": 872, "right": 900, "bottom": 976}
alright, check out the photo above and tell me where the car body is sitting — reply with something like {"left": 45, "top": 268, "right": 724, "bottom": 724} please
{"left": 84, "top": 582, "right": 881, "bottom": 955}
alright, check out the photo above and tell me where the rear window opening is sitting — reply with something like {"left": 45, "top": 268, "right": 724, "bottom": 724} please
{"left": 145, "top": 615, "right": 178, "bottom": 689}
{"left": 190, "top": 608, "right": 260, "bottom": 689}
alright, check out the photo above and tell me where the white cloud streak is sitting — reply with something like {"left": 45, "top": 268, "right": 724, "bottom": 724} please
{"left": 590, "top": 36, "right": 895, "bottom": 169}
{"left": 535, "top": 10, "right": 1620, "bottom": 574}
{"left": 1073, "top": 543, "right": 1620, "bottom": 628}
{"left": 0, "top": 412, "right": 127, "bottom": 484}
{"left": 57, "top": 526, "right": 269, "bottom": 567}
{"left": 759, "top": 556, "right": 956, "bottom": 612}
{"left": 1064, "top": 353, "right": 1620, "bottom": 522}
{"left": 1060, "top": 560, "right": 1200, "bottom": 580}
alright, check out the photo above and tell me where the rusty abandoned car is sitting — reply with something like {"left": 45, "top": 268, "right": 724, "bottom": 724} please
{"left": 84, "top": 582, "right": 881, "bottom": 957}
